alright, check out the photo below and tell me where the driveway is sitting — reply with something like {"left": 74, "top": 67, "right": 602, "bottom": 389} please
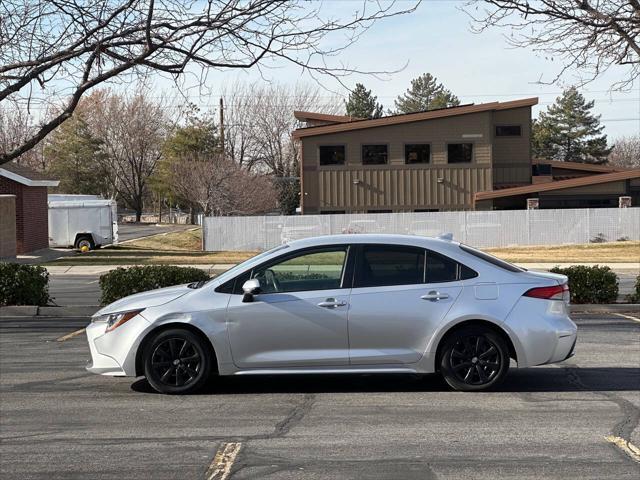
{"left": 0, "top": 314, "right": 638, "bottom": 479}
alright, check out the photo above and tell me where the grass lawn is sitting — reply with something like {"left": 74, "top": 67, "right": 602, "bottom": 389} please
{"left": 486, "top": 241, "right": 639, "bottom": 264}
{"left": 41, "top": 224, "right": 639, "bottom": 266}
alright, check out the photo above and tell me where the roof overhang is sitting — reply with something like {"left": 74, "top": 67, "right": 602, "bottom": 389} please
{"left": 293, "top": 97, "right": 538, "bottom": 139}
{"left": 532, "top": 159, "right": 625, "bottom": 173}
{"left": 0, "top": 167, "right": 60, "bottom": 187}
{"left": 294, "top": 111, "right": 361, "bottom": 124}
{"left": 475, "top": 169, "right": 640, "bottom": 202}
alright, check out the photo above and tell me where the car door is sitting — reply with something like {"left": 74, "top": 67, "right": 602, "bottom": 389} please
{"left": 226, "top": 246, "right": 352, "bottom": 368}
{"left": 347, "top": 245, "right": 463, "bottom": 365}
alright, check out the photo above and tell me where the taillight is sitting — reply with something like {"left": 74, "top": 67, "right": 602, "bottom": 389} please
{"left": 524, "top": 283, "right": 569, "bottom": 301}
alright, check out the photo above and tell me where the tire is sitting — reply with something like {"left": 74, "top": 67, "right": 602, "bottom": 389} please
{"left": 439, "top": 326, "right": 510, "bottom": 392}
{"left": 74, "top": 235, "right": 95, "bottom": 252}
{"left": 143, "top": 328, "right": 213, "bottom": 394}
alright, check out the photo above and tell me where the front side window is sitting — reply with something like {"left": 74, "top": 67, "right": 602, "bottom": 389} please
{"left": 319, "top": 145, "right": 345, "bottom": 166}
{"left": 495, "top": 125, "right": 522, "bottom": 137}
{"left": 355, "top": 245, "right": 425, "bottom": 288}
{"left": 253, "top": 248, "right": 347, "bottom": 293}
{"left": 362, "top": 144, "right": 388, "bottom": 165}
{"left": 447, "top": 143, "right": 473, "bottom": 163}
{"left": 405, "top": 144, "right": 431, "bottom": 164}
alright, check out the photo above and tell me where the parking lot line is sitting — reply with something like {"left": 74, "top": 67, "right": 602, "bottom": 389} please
{"left": 614, "top": 313, "right": 640, "bottom": 323}
{"left": 205, "top": 442, "right": 242, "bottom": 480}
{"left": 56, "top": 328, "right": 86, "bottom": 342}
{"left": 605, "top": 436, "right": 640, "bottom": 463}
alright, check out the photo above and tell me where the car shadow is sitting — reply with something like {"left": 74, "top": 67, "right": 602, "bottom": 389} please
{"left": 130, "top": 367, "right": 639, "bottom": 395}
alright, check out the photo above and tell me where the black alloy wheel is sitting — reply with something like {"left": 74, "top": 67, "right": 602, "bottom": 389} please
{"left": 439, "top": 327, "right": 509, "bottom": 391}
{"left": 143, "top": 329, "right": 212, "bottom": 394}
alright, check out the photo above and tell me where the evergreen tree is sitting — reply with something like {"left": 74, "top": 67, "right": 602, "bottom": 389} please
{"left": 45, "top": 115, "right": 108, "bottom": 195}
{"left": 344, "top": 83, "right": 383, "bottom": 119}
{"left": 532, "top": 87, "right": 612, "bottom": 164}
{"left": 394, "top": 73, "right": 460, "bottom": 114}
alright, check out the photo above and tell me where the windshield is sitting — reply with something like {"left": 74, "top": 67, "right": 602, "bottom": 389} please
{"left": 210, "top": 244, "right": 290, "bottom": 283}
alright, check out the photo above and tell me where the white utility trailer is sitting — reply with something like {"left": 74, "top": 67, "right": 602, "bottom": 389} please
{"left": 48, "top": 195, "right": 118, "bottom": 250}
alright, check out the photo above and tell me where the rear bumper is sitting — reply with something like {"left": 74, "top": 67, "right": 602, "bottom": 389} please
{"left": 504, "top": 297, "right": 578, "bottom": 367}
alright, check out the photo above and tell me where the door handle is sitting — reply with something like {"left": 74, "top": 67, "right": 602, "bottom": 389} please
{"left": 421, "top": 291, "right": 450, "bottom": 301}
{"left": 317, "top": 298, "right": 347, "bottom": 308}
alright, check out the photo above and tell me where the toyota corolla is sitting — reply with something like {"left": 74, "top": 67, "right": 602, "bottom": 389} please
{"left": 86, "top": 234, "right": 577, "bottom": 394}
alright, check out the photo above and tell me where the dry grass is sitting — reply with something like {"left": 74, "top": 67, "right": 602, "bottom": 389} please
{"left": 487, "top": 241, "right": 640, "bottom": 264}
{"left": 123, "top": 227, "right": 203, "bottom": 251}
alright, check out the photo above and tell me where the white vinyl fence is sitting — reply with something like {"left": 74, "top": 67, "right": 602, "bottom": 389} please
{"left": 203, "top": 207, "right": 640, "bottom": 251}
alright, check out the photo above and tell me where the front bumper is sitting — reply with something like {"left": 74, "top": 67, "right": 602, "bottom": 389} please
{"left": 85, "top": 313, "right": 150, "bottom": 377}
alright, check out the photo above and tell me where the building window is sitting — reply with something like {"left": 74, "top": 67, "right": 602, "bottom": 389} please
{"left": 320, "top": 210, "right": 345, "bottom": 215}
{"left": 319, "top": 145, "right": 345, "bottom": 166}
{"left": 405, "top": 144, "right": 430, "bottom": 164}
{"left": 447, "top": 143, "right": 473, "bottom": 163}
{"left": 495, "top": 125, "right": 522, "bottom": 137}
{"left": 362, "top": 144, "right": 388, "bottom": 165}
{"left": 367, "top": 209, "right": 392, "bottom": 214}
{"left": 532, "top": 164, "right": 552, "bottom": 176}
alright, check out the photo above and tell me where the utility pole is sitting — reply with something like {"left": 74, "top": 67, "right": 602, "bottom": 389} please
{"left": 219, "top": 97, "right": 225, "bottom": 156}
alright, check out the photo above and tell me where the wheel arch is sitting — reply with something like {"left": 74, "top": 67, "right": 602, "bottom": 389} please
{"left": 74, "top": 232, "right": 96, "bottom": 249}
{"left": 432, "top": 319, "right": 520, "bottom": 372}
{"left": 135, "top": 322, "right": 219, "bottom": 377}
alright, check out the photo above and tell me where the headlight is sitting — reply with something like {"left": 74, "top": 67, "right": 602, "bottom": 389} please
{"left": 92, "top": 309, "right": 144, "bottom": 332}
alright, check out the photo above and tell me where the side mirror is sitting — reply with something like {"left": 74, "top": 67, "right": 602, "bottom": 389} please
{"left": 241, "top": 278, "right": 261, "bottom": 303}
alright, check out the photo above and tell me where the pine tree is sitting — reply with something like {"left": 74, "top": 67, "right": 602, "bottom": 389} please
{"left": 532, "top": 87, "right": 612, "bottom": 164}
{"left": 344, "top": 83, "right": 383, "bottom": 119}
{"left": 45, "top": 115, "right": 108, "bottom": 194}
{"left": 394, "top": 73, "right": 460, "bottom": 114}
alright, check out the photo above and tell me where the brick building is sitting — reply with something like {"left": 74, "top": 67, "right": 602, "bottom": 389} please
{"left": 0, "top": 162, "right": 59, "bottom": 254}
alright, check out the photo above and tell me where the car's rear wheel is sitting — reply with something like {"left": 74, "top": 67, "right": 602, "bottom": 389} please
{"left": 439, "top": 326, "right": 509, "bottom": 391}
{"left": 143, "top": 329, "right": 212, "bottom": 394}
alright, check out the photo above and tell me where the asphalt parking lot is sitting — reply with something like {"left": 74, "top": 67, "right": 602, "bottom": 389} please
{"left": 0, "top": 314, "right": 638, "bottom": 479}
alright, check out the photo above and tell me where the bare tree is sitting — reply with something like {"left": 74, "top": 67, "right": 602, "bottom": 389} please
{"left": 87, "top": 90, "right": 170, "bottom": 221}
{"left": 0, "top": 0, "right": 418, "bottom": 165}
{"left": 0, "top": 106, "right": 47, "bottom": 170}
{"left": 609, "top": 135, "right": 640, "bottom": 168}
{"left": 168, "top": 154, "right": 277, "bottom": 216}
{"left": 466, "top": 1, "right": 640, "bottom": 89}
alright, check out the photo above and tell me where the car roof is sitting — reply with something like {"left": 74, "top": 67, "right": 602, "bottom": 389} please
{"left": 287, "top": 234, "right": 457, "bottom": 250}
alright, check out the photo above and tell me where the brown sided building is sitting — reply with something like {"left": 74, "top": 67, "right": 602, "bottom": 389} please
{"left": 293, "top": 99, "right": 640, "bottom": 213}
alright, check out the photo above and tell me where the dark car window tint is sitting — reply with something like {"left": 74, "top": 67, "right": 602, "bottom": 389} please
{"left": 252, "top": 249, "right": 347, "bottom": 294}
{"left": 425, "top": 251, "right": 459, "bottom": 283}
{"left": 355, "top": 245, "right": 425, "bottom": 287}
{"left": 459, "top": 264, "right": 479, "bottom": 280}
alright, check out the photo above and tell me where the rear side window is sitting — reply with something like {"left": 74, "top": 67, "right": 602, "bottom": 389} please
{"left": 459, "top": 244, "right": 524, "bottom": 272}
{"left": 355, "top": 245, "right": 425, "bottom": 287}
{"left": 425, "top": 251, "right": 458, "bottom": 283}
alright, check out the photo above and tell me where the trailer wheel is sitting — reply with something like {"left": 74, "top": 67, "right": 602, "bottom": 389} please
{"left": 75, "top": 235, "right": 95, "bottom": 252}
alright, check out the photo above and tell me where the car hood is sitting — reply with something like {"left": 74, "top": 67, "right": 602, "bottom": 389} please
{"left": 94, "top": 284, "right": 193, "bottom": 316}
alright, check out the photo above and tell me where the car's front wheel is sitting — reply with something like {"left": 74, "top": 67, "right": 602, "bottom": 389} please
{"left": 439, "top": 326, "right": 510, "bottom": 391}
{"left": 143, "top": 329, "right": 213, "bottom": 394}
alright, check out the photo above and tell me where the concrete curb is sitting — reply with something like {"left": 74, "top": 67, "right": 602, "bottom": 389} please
{"left": 570, "top": 304, "right": 640, "bottom": 314}
{"left": 0, "top": 305, "right": 99, "bottom": 317}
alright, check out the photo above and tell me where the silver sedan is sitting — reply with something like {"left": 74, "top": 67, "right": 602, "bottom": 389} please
{"left": 86, "top": 234, "right": 577, "bottom": 394}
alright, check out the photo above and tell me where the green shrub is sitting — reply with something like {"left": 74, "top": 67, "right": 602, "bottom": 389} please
{"left": 550, "top": 265, "right": 618, "bottom": 304}
{"left": 628, "top": 275, "right": 640, "bottom": 303}
{"left": 99, "top": 265, "right": 210, "bottom": 305}
{"left": 0, "top": 263, "right": 51, "bottom": 306}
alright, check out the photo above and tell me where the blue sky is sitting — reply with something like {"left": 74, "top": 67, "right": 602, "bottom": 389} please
{"left": 158, "top": 0, "right": 639, "bottom": 140}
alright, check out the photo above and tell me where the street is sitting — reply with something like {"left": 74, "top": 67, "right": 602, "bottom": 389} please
{"left": 0, "top": 314, "right": 638, "bottom": 479}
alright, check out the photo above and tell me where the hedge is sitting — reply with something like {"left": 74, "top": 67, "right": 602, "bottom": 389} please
{"left": 628, "top": 275, "right": 640, "bottom": 303}
{"left": 0, "top": 263, "right": 51, "bottom": 306}
{"left": 549, "top": 265, "right": 618, "bottom": 304}
{"left": 99, "top": 265, "right": 210, "bottom": 305}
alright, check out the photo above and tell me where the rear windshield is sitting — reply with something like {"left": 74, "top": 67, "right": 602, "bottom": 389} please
{"left": 459, "top": 244, "right": 524, "bottom": 273}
